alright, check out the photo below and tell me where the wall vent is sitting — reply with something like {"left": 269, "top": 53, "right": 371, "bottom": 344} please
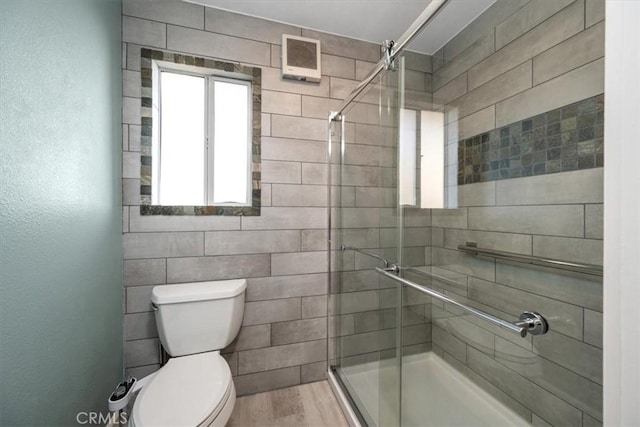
{"left": 281, "top": 34, "right": 321, "bottom": 83}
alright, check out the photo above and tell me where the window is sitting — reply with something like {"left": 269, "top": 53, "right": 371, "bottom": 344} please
{"left": 139, "top": 50, "right": 261, "bottom": 216}
{"left": 152, "top": 64, "right": 252, "bottom": 207}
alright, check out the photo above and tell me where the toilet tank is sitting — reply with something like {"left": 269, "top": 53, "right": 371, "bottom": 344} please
{"left": 151, "top": 279, "right": 246, "bottom": 357}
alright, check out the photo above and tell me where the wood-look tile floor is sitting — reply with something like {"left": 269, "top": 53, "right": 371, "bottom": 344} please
{"left": 227, "top": 381, "right": 349, "bottom": 427}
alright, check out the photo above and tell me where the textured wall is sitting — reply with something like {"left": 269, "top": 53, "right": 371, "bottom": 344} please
{"left": 428, "top": 1, "right": 605, "bottom": 426}
{"left": 0, "top": 0, "right": 123, "bottom": 425}
{"left": 120, "top": 0, "right": 389, "bottom": 395}
{"left": 602, "top": 2, "right": 640, "bottom": 424}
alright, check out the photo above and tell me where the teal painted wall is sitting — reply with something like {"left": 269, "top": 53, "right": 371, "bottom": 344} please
{"left": 0, "top": 1, "right": 123, "bottom": 425}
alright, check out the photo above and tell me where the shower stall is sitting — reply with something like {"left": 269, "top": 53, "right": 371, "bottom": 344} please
{"left": 327, "top": 1, "right": 604, "bottom": 426}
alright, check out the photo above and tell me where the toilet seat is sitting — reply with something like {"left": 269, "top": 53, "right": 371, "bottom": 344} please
{"left": 131, "top": 352, "right": 233, "bottom": 427}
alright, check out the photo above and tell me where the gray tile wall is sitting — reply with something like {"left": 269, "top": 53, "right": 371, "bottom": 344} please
{"left": 121, "top": 0, "right": 605, "bottom": 421}
{"left": 121, "top": 0, "right": 382, "bottom": 396}
{"left": 430, "top": 1, "right": 604, "bottom": 425}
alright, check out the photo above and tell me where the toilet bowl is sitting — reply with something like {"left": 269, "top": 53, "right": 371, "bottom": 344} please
{"left": 130, "top": 279, "right": 246, "bottom": 427}
{"left": 130, "top": 352, "right": 235, "bottom": 427}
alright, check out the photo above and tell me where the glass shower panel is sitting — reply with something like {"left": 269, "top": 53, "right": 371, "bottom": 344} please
{"left": 398, "top": 2, "right": 604, "bottom": 424}
{"left": 329, "top": 69, "right": 402, "bottom": 427}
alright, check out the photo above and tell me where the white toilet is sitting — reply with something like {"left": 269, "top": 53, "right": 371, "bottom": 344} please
{"left": 130, "top": 279, "right": 247, "bottom": 427}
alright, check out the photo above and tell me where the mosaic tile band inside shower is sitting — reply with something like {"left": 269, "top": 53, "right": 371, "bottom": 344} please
{"left": 457, "top": 94, "right": 604, "bottom": 185}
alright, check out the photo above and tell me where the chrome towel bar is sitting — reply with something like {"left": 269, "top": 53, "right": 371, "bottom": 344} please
{"left": 341, "top": 244, "right": 549, "bottom": 337}
{"left": 457, "top": 242, "right": 603, "bottom": 277}
{"left": 375, "top": 267, "right": 548, "bottom": 338}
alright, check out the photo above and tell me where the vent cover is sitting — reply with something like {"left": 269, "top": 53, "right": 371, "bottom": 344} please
{"left": 282, "top": 34, "right": 321, "bottom": 82}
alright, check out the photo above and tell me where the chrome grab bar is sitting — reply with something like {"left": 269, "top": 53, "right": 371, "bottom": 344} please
{"left": 374, "top": 267, "right": 548, "bottom": 338}
{"left": 457, "top": 242, "right": 603, "bottom": 277}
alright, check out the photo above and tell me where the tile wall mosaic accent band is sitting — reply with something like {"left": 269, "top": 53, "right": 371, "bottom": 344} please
{"left": 458, "top": 94, "right": 604, "bottom": 185}
{"left": 139, "top": 48, "right": 262, "bottom": 216}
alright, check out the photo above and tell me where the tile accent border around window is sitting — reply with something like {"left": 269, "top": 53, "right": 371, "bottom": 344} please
{"left": 458, "top": 94, "right": 604, "bottom": 185}
{"left": 139, "top": 48, "right": 262, "bottom": 216}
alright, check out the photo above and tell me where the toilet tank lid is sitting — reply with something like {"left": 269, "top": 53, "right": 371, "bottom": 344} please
{"left": 152, "top": 279, "right": 247, "bottom": 305}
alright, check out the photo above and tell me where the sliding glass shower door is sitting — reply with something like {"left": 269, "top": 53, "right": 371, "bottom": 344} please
{"left": 328, "top": 65, "right": 404, "bottom": 427}
{"left": 329, "top": 55, "right": 439, "bottom": 427}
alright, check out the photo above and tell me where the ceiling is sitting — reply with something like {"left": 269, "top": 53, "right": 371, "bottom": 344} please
{"left": 184, "top": 0, "right": 495, "bottom": 55}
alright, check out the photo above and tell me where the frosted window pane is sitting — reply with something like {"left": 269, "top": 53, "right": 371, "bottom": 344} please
{"left": 420, "top": 111, "right": 445, "bottom": 209}
{"left": 213, "top": 81, "right": 249, "bottom": 204}
{"left": 399, "top": 109, "right": 417, "bottom": 207}
{"left": 159, "top": 72, "right": 205, "bottom": 205}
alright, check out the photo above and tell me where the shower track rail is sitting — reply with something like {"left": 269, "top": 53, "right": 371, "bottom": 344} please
{"left": 457, "top": 242, "right": 603, "bottom": 277}
{"left": 341, "top": 245, "right": 548, "bottom": 338}
{"left": 331, "top": 0, "right": 449, "bottom": 118}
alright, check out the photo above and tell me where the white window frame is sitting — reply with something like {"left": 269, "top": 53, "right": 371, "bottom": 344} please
{"left": 152, "top": 60, "right": 253, "bottom": 207}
